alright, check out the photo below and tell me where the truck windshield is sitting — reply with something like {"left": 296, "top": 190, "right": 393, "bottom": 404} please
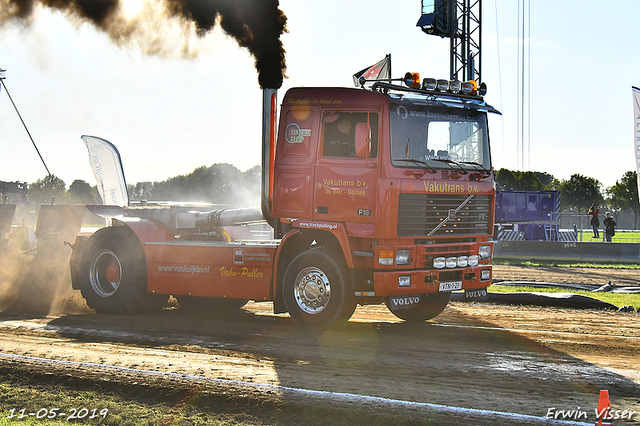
{"left": 389, "top": 103, "right": 491, "bottom": 171}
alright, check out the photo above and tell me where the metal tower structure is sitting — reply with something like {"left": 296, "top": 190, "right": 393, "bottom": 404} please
{"left": 417, "top": 0, "right": 482, "bottom": 83}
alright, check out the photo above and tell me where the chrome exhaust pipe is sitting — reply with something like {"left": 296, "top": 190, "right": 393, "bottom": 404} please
{"left": 261, "top": 88, "right": 277, "bottom": 228}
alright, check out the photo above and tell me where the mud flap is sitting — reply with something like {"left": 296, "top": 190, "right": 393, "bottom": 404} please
{"left": 464, "top": 288, "right": 488, "bottom": 301}
{"left": 388, "top": 294, "right": 423, "bottom": 310}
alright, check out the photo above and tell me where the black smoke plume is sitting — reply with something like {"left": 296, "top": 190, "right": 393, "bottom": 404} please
{"left": 0, "top": 0, "right": 287, "bottom": 88}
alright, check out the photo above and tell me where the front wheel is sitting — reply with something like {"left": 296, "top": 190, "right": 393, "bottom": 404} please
{"left": 282, "top": 249, "right": 356, "bottom": 329}
{"left": 386, "top": 292, "right": 451, "bottom": 322}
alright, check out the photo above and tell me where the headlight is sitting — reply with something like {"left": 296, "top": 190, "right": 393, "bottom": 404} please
{"left": 468, "top": 255, "right": 479, "bottom": 266}
{"left": 396, "top": 249, "right": 411, "bottom": 265}
{"left": 481, "top": 269, "right": 491, "bottom": 280}
{"left": 379, "top": 249, "right": 412, "bottom": 265}
{"left": 479, "top": 245, "right": 492, "bottom": 259}
{"left": 433, "top": 257, "right": 446, "bottom": 269}
{"left": 445, "top": 257, "right": 457, "bottom": 268}
{"left": 437, "top": 79, "right": 450, "bottom": 91}
{"left": 422, "top": 77, "right": 437, "bottom": 91}
{"left": 398, "top": 276, "right": 411, "bottom": 287}
{"left": 457, "top": 256, "right": 468, "bottom": 267}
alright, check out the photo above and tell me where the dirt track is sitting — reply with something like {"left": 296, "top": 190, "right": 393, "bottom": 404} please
{"left": 0, "top": 262, "right": 639, "bottom": 425}
{"left": 493, "top": 264, "right": 640, "bottom": 286}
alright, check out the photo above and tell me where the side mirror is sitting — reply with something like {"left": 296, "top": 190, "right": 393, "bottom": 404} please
{"left": 355, "top": 122, "right": 370, "bottom": 159}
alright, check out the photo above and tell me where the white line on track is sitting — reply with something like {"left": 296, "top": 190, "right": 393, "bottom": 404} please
{"left": 0, "top": 352, "right": 592, "bottom": 425}
{"left": 434, "top": 321, "right": 640, "bottom": 340}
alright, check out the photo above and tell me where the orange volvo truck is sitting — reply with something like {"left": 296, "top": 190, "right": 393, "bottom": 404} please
{"left": 69, "top": 72, "right": 499, "bottom": 329}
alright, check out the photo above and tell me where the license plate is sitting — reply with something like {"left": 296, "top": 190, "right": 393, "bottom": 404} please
{"left": 439, "top": 281, "right": 463, "bottom": 291}
{"left": 388, "top": 295, "right": 422, "bottom": 310}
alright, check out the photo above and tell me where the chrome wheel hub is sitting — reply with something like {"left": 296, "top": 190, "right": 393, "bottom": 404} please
{"left": 293, "top": 267, "right": 331, "bottom": 314}
{"left": 90, "top": 249, "right": 121, "bottom": 298}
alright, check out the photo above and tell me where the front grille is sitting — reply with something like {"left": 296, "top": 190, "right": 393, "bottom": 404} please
{"left": 398, "top": 193, "right": 491, "bottom": 237}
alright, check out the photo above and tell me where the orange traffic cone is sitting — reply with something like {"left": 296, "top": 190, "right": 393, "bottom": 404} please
{"left": 595, "top": 389, "right": 613, "bottom": 426}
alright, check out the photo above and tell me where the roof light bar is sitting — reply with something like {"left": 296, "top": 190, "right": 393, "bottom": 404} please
{"left": 420, "top": 77, "right": 487, "bottom": 96}
{"left": 401, "top": 72, "right": 488, "bottom": 97}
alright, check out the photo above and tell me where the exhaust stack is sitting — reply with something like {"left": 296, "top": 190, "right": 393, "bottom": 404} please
{"left": 261, "top": 88, "right": 278, "bottom": 228}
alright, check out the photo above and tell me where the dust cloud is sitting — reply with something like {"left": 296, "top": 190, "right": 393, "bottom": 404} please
{"left": 0, "top": 205, "right": 90, "bottom": 316}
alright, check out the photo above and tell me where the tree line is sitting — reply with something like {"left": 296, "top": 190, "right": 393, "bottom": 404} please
{"left": 3, "top": 165, "right": 638, "bottom": 227}
{"left": 3, "top": 163, "right": 261, "bottom": 208}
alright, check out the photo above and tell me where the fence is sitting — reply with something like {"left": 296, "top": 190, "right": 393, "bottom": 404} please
{"left": 494, "top": 240, "right": 640, "bottom": 263}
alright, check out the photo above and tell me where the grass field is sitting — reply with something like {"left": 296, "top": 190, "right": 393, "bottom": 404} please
{"left": 494, "top": 259, "right": 640, "bottom": 269}
{"left": 488, "top": 285, "right": 640, "bottom": 310}
{"left": 578, "top": 230, "right": 640, "bottom": 243}
{"left": 0, "top": 377, "right": 274, "bottom": 426}
{"left": 492, "top": 259, "right": 640, "bottom": 309}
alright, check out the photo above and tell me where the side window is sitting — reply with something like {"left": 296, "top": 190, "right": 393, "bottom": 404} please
{"left": 322, "top": 112, "right": 355, "bottom": 157}
{"left": 322, "top": 111, "right": 378, "bottom": 158}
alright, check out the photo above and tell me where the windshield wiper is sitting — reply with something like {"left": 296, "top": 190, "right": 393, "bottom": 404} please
{"left": 394, "top": 158, "right": 437, "bottom": 173}
{"left": 430, "top": 158, "right": 468, "bottom": 174}
{"left": 460, "top": 161, "right": 491, "bottom": 174}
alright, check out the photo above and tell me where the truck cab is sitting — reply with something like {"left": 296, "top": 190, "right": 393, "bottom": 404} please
{"left": 270, "top": 79, "right": 497, "bottom": 325}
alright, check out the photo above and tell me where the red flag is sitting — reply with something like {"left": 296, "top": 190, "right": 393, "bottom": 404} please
{"left": 353, "top": 54, "right": 391, "bottom": 88}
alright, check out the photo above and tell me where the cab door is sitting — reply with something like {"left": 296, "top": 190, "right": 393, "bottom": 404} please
{"left": 314, "top": 109, "right": 380, "bottom": 224}
{"left": 272, "top": 107, "right": 317, "bottom": 219}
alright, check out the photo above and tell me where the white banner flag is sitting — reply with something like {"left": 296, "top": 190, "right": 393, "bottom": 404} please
{"left": 634, "top": 87, "right": 640, "bottom": 202}
{"left": 81, "top": 135, "right": 129, "bottom": 207}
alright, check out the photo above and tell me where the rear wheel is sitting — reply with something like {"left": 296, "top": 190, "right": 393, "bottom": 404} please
{"left": 386, "top": 292, "right": 451, "bottom": 322}
{"left": 79, "top": 227, "right": 168, "bottom": 314}
{"left": 283, "top": 249, "right": 356, "bottom": 329}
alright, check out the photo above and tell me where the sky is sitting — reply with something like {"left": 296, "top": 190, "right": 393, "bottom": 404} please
{"left": 0, "top": 0, "right": 638, "bottom": 191}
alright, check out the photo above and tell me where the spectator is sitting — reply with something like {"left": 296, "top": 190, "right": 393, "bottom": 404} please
{"left": 588, "top": 203, "right": 600, "bottom": 239}
{"left": 603, "top": 212, "right": 616, "bottom": 243}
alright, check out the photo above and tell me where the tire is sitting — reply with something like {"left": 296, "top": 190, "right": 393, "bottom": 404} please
{"left": 78, "top": 227, "right": 168, "bottom": 314}
{"left": 176, "top": 296, "right": 248, "bottom": 312}
{"left": 282, "top": 249, "right": 356, "bottom": 329}
{"left": 386, "top": 292, "right": 451, "bottom": 322}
